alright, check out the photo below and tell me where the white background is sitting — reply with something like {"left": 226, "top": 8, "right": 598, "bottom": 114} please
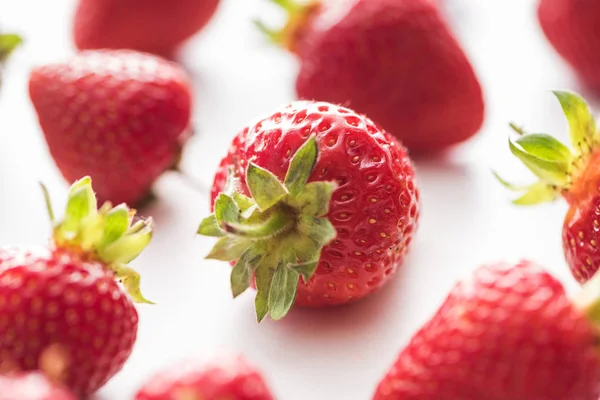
{"left": 0, "top": 0, "right": 592, "bottom": 399}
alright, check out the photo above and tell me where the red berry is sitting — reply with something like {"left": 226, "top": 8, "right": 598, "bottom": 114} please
{"left": 73, "top": 0, "right": 220, "bottom": 57}
{"left": 538, "top": 0, "right": 600, "bottom": 90}
{"left": 198, "top": 101, "right": 419, "bottom": 321}
{"left": 28, "top": 50, "right": 192, "bottom": 206}
{"left": 498, "top": 91, "right": 600, "bottom": 284}
{"left": 135, "top": 354, "right": 274, "bottom": 400}
{"left": 0, "top": 177, "right": 154, "bottom": 396}
{"left": 257, "top": 0, "right": 484, "bottom": 153}
{"left": 373, "top": 260, "right": 600, "bottom": 400}
{"left": 0, "top": 372, "right": 76, "bottom": 400}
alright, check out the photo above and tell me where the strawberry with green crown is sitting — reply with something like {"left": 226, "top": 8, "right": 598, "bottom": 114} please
{"left": 198, "top": 101, "right": 419, "bottom": 321}
{"left": 497, "top": 91, "right": 600, "bottom": 284}
{"left": 0, "top": 177, "right": 153, "bottom": 397}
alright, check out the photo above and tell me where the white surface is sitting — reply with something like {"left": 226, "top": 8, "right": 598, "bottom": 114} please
{"left": 0, "top": 1, "right": 593, "bottom": 399}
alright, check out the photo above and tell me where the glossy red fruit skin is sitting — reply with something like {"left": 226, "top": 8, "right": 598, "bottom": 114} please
{"left": 373, "top": 260, "right": 600, "bottom": 400}
{"left": 294, "top": 0, "right": 484, "bottom": 153}
{"left": 538, "top": 0, "right": 600, "bottom": 90}
{"left": 211, "top": 101, "right": 419, "bottom": 307}
{"left": 135, "top": 354, "right": 274, "bottom": 400}
{"left": 0, "top": 247, "right": 138, "bottom": 397}
{"left": 73, "top": 0, "right": 220, "bottom": 57}
{"left": 28, "top": 50, "right": 192, "bottom": 206}
{"left": 0, "top": 372, "right": 76, "bottom": 400}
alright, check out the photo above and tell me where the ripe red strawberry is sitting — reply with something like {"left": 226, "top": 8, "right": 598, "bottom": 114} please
{"left": 0, "top": 177, "right": 153, "bottom": 396}
{"left": 197, "top": 101, "right": 420, "bottom": 321}
{"left": 0, "top": 372, "right": 76, "bottom": 400}
{"left": 497, "top": 91, "right": 600, "bottom": 284}
{"left": 73, "top": 0, "right": 220, "bottom": 57}
{"left": 373, "top": 260, "right": 600, "bottom": 400}
{"left": 28, "top": 49, "right": 192, "bottom": 207}
{"left": 256, "top": 0, "right": 484, "bottom": 153}
{"left": 135, "top": 354, "right": 274, "bottom": 400}
{"left": 538, "top": 0, "right": 600, "bottom": 90}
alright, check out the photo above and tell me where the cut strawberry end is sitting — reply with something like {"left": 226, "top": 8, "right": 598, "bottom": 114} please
{"left": 197, "top": 136, "right": 337, "bottom": 322}
{"left": 41, "top": 177, "right": 154, "bottom": 304}
{"left": 254, "top": 0, "right": 321, "bottom": 54}
{"left": 496, "top": 91, "right": 600, "bottom": 206}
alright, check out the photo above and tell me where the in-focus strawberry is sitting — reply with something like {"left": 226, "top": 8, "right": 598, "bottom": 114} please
{"left": 197, "top": 101, "right": 420, "bottom": 321}
{"left": 0, "top": 177, "right": 153, "bottom": 396}
{"left": 373, "top": 260, "right": 600, "bottom": 400}
{"left": 538, "top": 0, "right": 600, "bottom": 90}
{"left": 28, "top": 49, "right": 193, "bottom": 207}
{"left": 0, "top": 372, "right": 76, "bottom": 400}
{"left": 256, "top": 0, "right": 484, "bottom": 153}
{"left": 497, "top": 91, "right": 600, "bottom": 284}
{"left": 135, "top": 354, "right": 274, "bottom": 400}
{"left": 73, "top": 0, "right": 220, "bottom": 57}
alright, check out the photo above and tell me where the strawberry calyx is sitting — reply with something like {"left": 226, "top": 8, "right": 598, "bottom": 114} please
{"left": 42, "top": 176, "right": 153, "bottom": 304}
{"left": 496, "top": 91, "right": 599, "bottom": 205}
{"left": 254, "top": 0, "right": 320, "bottom": 54}
{"left": 198, "top": 136, "right": 337, "bottom": 322}
{"left": 0, "top": 34, "right": 22, "bottom": 64}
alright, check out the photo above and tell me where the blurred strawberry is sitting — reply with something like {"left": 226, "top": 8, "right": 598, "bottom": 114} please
{"left": 73, "top": 0, "right": 220, "bottom": 57}
{"left": 256, "top": 0, "right": 484, "bottom": 153}
{"left": 0, "top": 372, "right": 76, "bottom": 400}
{"left": 28, "top": 49, "right": 192, "bottom": 206}
{"left": 538, "top": 0, "right": 600, "bottom": 90}
{"left": 135, "top": 354, "right": 274, "bottom": 400}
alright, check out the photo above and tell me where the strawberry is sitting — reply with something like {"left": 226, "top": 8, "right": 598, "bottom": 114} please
{"left": 28, "top": 49, "right": 193, "bottom": 207}
{"left": 256, "top": 0, "right": 485, "bottom": 153}
{"left": 197, "top": 101, "right": 419, "bottom": 321}
{"left": 373, "top": 260, "right": 600, "bottom": 400}
{"left": 538, "top": 0, "right": 600, "bottom": 90}
{"left": 497, "top": 91, "right": 600, "bottom": 284}
{"left": 0, "top": 177, "right": 153, "bottom": 396}
{"left": 0, "top": 372, "right": 76, "bottom": 400}
{"left": 73, "top": 0, "right": 220, "bottom": 57}
{"left": 0, "top": 33, "right": 22, "bottom": 88}
{"left": 135, "top": 354, "right": 274, "bottom": 400}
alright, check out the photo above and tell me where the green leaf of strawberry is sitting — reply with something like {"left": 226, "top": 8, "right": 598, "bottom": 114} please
{"left": 553, "top": 90, "right": 597, "bottom": 153}
{"left": 198, "top": 135, "right": 337, "bottom": 321}
{"left": 44, "top": 176, "right": 154, "bottom": 303}
{"left": 0, "top": 34, "right": 22, "bottom": 63}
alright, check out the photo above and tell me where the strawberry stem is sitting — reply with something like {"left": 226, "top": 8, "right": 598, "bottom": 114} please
{"left": 223, "top": 207, "right": 294, "bottom": 239}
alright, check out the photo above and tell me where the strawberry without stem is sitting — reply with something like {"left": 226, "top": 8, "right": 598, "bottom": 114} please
{"left": 28, "top": 50, "right": 192, "bottom": 207}
{"left": 73, "top": 0, "right": 220, "bottom": 57}
{"left": 256, "top": 0, "right": 484, "bottom": 153}
{"left": 538, "top": 0, "right": 600, "bottom": 91}
{"left": 497, "top": 91, "right": 600, "bottom": 284}
{"left": 373, "top": 260, "right": 600, "bottom": 400}
{"left": 135, "top": 354, "right": 274, "bottom": 400}
{"left": 198, "top": 101, "right": 419, "bottom": 321}
{"left": 0, "top": 372, "right": 76, "bottom": 400}
{"left": 0, "top": 177, "right": 153, "bottom": 396}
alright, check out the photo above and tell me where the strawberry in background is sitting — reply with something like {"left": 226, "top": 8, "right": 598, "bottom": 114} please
{"left": 198, "top": 101, "right": 419, "bottom": 321}
{"left": 135, "top": 354, "right": 274, "bottom": 400}
{"left": 256, "top": 0, "right": 485, "bottom": 154}
{"left": 28, "top": 49, "right": 193, "bottom": 207}
{"left": 0, "top": 373, "right": 76, "bottom": 400}
{"left": 497, "top": 91, "right": 600, "bottom": 285}
{"left": 538, "top": 0, "right": 600, "bottom": 91}
{"left": 373, "top": 260, "right": 600, "bottom": 400}
{"left": 73, "top": 0, "right": 220, "bottom": 57}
